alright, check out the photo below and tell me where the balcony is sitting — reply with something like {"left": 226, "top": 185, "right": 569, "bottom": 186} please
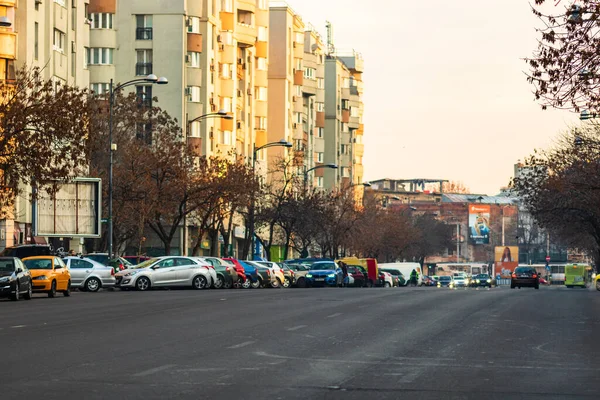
{"left": 136, "top": 27, "right": 153, "bottom": 40}
{"left": 0, "top": 32, "right": 16, "bottom": 60}
{"left": 136, "top": 63, "right": 153, "bottom": 76}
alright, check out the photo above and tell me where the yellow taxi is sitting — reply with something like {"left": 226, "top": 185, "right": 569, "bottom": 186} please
{"left": 22, "top": 256, "right": 71, "bottom": 298}
{"left": 595, "top": 273, "right": 600, "bottom": 291}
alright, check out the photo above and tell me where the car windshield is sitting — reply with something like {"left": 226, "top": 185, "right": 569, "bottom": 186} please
{"left": 311, "top": 263, "right": 335, "bottom": 270}
{"left": 24, "top": 259, "right": 53, "bottom": 270}
{"left": 133, "top": 258, "right": 160, "bottom": 269}
{"left": 515, "top": 267, "right": 534, "bottom": 273}
{"left": 380, "top": 269, "right": 399, "bottom": 276}
{"left": 477, "top": 274, "right": 489, "bottom": 279}
{"left": 0, "top": 260, "right": 14, "bottom": 271}
{"left": 439, "top": 276, "right": 451, "bottom": 281}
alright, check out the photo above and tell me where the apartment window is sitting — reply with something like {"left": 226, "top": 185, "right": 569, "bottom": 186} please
{"left": 341, "top": 167, "right": 350, "bottom": 178}
{"left": 186, "top": 86, "right": 201, "bottom": 103}
{"left": 34, "top": 23, "right": 39, "bottom": 60}
{"left": 221, "top": 130, "right": 232, "bottom": 145}
{"left": 257, "top": 26, "right": 267, "bottom": 42}
{"left": 317, "top": 77, "right": 324, "bottom": 89}
{"left": 136, "top": 122, "right": 153, "bottom": 143}
{"left": 316, "top": 102, "right": 324, "bottom": 112}
{"left": 350, "top": 106, "right": 359, "bottom": 117}
{"left": 0, "top": 59, "right": 15, "bottom": 81}
{"left": 317, "top": 177, "right": 324, "bottom": 188}
{"left": 316, "top": 127, "right": 324, "bottom": 138}
{"left": 342, "top": 123, "right": 349, "bottom": 132}
{"left": 220, "top": 63, "right": 233, "bottom": 79}
{"left": 51, "top": 76, "right": 65, "bottom": 93}
{"left": 255, "top": 116, "right": 267, "bottom": 130}
{"left": 135, "top": 50, "right": 153, "bottom": 76}
{"left": 189, "top": 121, "right": 201, "bottom": 137}
{"left": 237, "top": 10, "right": 252, "bottom": 26}
{"left": 342, "top": 78, "right": 351, "bottom": 88}
{"left": 295, "top": 32, "right": 304, "bottom": 44}
{"left": 341, "top": 99, "right": 350, "bottom": 110}
{"left": 257, "top": 57, "right": 267, "bottom": 71}
{"left": 221, "top": 97, "right": 232, "bottom": 112}
{"left": 53, "top": 29, "right": 65, "bottom": 53}
{"left": 303, "top": 67, "right": 316, "bottom": 80}
{"left": 255, "top": 86, "right": 267, "bottom": 101}
{"left": 221, "top": 0, "right": 233, "bottom": 12}
{"left": 187, "top": 52, "right": 201, "bottom": 68}
{"left": 90, "top": 82, "right": 110, "bottom": 95}
{"left": 136, "top": 15, "right": 153, "bottom": 40}
{"left": 90, "top": 13, "right": 114, "bottom": 29}
{"left": 340, "top": 144, "right": 349, "bottom": 154}
{"left": 295, "top": 85, "right": 302, "bottom": 96}
{"left": 221, "top": 32, "right": 233, "bottom": 45}
{"left": 87, "top": 48, "right": 114, "bottom": 65}
{"left": 54, "top": 0, "right": 66, "bottom": 6}
{"left": 295, "top": 58, "right": 302, "bottom": 71}
{"left": 315, "top": 152, "right": 324, "bottom": 163}
{"left": 136, "top": 85, "right": 153, "bottom": 107}
{"left": 355, "top": 135, "right": 363, "bottom": 144}
{"left": 187, "top": 16, "right": 200, "bottom": 34}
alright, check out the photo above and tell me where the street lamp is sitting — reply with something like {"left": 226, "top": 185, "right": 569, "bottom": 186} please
{"left": 181, "top": 109, "right": 234, "bottom": 256}
{"left": 303, "top": 163, "right": 338, "bottom": 191}
{"left": 107, "top": 74, "right": 168, "bottom": 259}
{"left": 249, "top": 139, "right": 293, "bottom": 260}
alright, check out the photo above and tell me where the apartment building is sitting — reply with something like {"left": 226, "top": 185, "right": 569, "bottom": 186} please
{"left": 324, "top": 50, "right": 364, "bottom": 189}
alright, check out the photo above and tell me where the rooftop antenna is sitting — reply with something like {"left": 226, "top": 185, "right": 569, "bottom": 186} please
{"left": 326, "top": 20, "right": 335, "bottom": 55}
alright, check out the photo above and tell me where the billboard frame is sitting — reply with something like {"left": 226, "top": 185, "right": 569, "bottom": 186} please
{"left": 32, "top": 177, "right": 102, "bottom": 238}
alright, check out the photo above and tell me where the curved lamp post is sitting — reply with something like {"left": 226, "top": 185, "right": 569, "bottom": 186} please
{"left": 108, "top": 74, "right": 168, "bottom": 258}
{"left": 303, "top": 163, "right": 338, "bottom": 192}
{"left": 249, "top": 139, "right": 293, "bottom": 260}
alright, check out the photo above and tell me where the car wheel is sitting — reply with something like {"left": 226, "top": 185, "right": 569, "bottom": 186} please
{"left": 271, "top": 278, "right": 280, "bottom": 288}
{"left": 384, "top": 282, "right": 391, "bottom": 288}
{"left": 535, "top": 285, "right": 540, "bottom": 290}
{"left": 85, "top": 277, "right": 101, "bottom": 292}
{"left": 596, "top": 281, "right": 600, "bottom": 291}
{"left": 241, "top": 279, "right": 252, "bottom": 289}
{"left": 24, "top": 282, "right": 32, "bottom": 300}
{"left": 282, "top": 277, "right": 291, "bottom": 288}
{"left": 213, "top": 275, "right": 224, "bottom": 289}
{"left": 192, "top": 275, "right": 208, "bottom": 290}
{"left": 251, "top": 279, "right": 261, "bottom": 289}
{"left": 10, "top": 284, "right": 19, "bottom": 301}
{"left": 295, "top": 277, "right": 306, "bottom": 288}
{"left": 63, "top": 281, "right": 71, "bottom": 297}
{"left": 135, "top": 277, "right": 151, "bottom": 291}
{"left": 510, "top": 283, "right": 515, "bottom": 289}
{"left": 223, "top": 278, "right": 233, "bottom": 289}
{"left": 48, "top": 281, "right": 57, "bottom": 298}
{"left": 367, "top": 280, "right": 374, "bottom": 288}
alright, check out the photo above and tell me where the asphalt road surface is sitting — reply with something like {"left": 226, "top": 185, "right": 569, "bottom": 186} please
{"left": 1, "top": 285, "right": 599, "bottom": 400}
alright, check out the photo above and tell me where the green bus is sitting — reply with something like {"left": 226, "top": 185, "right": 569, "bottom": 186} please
{"left": 564, "top": 264, "right": 590, "bottom": 288}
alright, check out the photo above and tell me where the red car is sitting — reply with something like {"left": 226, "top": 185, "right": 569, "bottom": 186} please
{"left": 347, "top": 266, "right": 366, "bottom": 287}
{"left": 222, "top": 258, "right": 247, "bottom": 285}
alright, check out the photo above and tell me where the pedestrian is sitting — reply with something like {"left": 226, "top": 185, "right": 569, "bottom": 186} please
{"left": 339, "top": 262, "right": 349, "bottom": 287}
{"left": 410, "top": 269, "right": 418, "bottom": 287}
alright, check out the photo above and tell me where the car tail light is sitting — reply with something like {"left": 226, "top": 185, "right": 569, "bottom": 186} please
{"left": 119, "top": 263, "right": 125, "bottom": 271}
{"left": 110, "top": 268, "right": 115, "bottom": 276}
{"left": 290, "top": 270, "right": 294, "bottom": 276}
{"left": 226, "top": 267, "right": 230, "bottom": 272}
{"left": 511, "top": 273, "right": 516, "bottom": 278}
{"left": 267, "top": 270, "right": 271, "bottom": 276}
{"left": 533, "top": 274, "right": 537, "bottom": 278}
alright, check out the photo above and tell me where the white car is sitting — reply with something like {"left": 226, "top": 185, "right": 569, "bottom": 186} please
{"left": 380, "top": 271, "right": 394, "bottom": 287}
{"left": 190, "top": 257, "right": 218, "bottom": 287}
{"left": 63, "top": 256, "right": 116, "bottom": 292}
{"left": 452, "top": 274, "right": 469, "bottom": 287}
{"left": 115, "top": 256, "right": 213, "bottom": 291}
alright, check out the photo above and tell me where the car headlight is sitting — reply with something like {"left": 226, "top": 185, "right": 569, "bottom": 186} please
{"left": 306, "top": 274, "right": 313, "bottom": 278}
{"left": 0, "top": 277, "right": 9, "bottom": 283}
{"left": 437, "top": 283, "right": 441, "bottom": 287}
{"left": 487, "top": 279, "right": 491, "bottom": 283}
{"left": 126, "top": 270, "right": 139, "bottom": 276}
{"left": 327, "top": 273, "right": 335, "bottom": 278}
{"left": 476, "top": 279, "right": 480, "bottom": 283}
{"left": 34, "top": 275, "right": 48, "bottom": 280}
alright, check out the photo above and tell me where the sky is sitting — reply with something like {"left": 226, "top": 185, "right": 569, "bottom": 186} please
{"left": 286, "top": 0, "right": 578, "bottom": 195}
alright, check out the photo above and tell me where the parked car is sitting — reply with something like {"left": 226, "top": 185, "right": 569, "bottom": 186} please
{"left": 347, "top": 266, "right": 366, "bottom": 287}
{"left": 286, "top": 263, "right": 310, "bottom": 288}
{"left": 472, "top": 273, "right": 493, "bottom": 288}
{"left": 238, "top": 261, "right": 262, "bottom": 289}
{"left": 221, "top": 258, "right": 248, "bottom": 287}
{"left": 0, "top": 257, "right": 33, "bottom": 301}
{"left": 122, "top": 255, "right": 152, "bottom": 265}
{"left": 380, "top": 268, "right": 406, "bottom": 287}
{"left": 420, "top": 275, "right": 436, "bottom": 287}
{"left": 252, "top": 263, "right": 279, "bottom": 288}
{"left": 379, "top": 271, "right": 394, "bottom": 287}
{"left": 197, "top": 257, "right": 238, "bottom": 289}
{"left": 305, "top": 261, "right": 343, "bottom": 287}
{"left": 114, "top": 257, "right": 213, "bottom": 291}
{"left": 22, "top": 256, "right": 71, "bottom": 297}
{"left": 254, "top": 261, "right": 286, "bottom": 288}
{"left": 84, "top": 253, "right": 133, "bottom": 273}
{"left": 278, "top": 263, "right": 296, "bottom": 288}
{"left": 437, "top": 275, "right": 454, "bottom": 288}
{"left": 511, "top": 266, "right": 540, "bottom": 290}
{"left": 63, "top": 256, "right": 116, "bottom": 292}
{"left": 596, "top": 274, "right": 600, "bottom": 291}
{"left": 0, "top": 244, "right": 53, "bottom": 259}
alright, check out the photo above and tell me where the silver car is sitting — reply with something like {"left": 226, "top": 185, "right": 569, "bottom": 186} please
{"left": 63, "top": 256, "right": 116, "bottom": 292}
{"left": 114, "top": 256, "right": 213, "bottom": 291}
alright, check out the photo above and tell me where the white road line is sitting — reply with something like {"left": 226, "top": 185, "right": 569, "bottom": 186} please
{"left": 227, "top": 340, "right": 255, "bottom": 349}
{"left": 10, "top": 325, "right": 26, "bottom": 329}
{"left": 133, "top": 364, "right": 175, "bottom": 377}
{"left": 327, "top": 313, "right": 342, "bottom": 318}
{"left": 286, "top": 325, "right": 307, "bottom": 331}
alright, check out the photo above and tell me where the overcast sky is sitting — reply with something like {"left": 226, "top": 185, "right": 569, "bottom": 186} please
{"left": 286, "top": 0, "right": 577, "bottom": 194}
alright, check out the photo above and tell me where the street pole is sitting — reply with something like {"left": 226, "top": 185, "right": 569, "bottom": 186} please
{"left": 250, "top": 145, "right": 257, "bottom": 260}
{"left": 502, "top": 207, "right": 505, "bottom": 247}
{"left": 456, "top": 223, "right": 460, "bottom": 262}
{"left": 107, "top": 79, "right": 114, "bottom": 259}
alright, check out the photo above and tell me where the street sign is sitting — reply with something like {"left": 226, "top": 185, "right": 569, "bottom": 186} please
{"left": 546, "top": 265, "right": 551, "bottom": 271}
{"left": 545, "top": 256, "right": 551, "bottom": 262}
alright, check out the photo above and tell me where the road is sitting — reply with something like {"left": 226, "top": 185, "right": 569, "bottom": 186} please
{"left": 1, "top": 285, "right": 599, "bottom": 399}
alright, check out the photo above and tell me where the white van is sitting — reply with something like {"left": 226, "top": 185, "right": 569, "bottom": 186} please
{"left": 378, "top": 262, "right": 423, "bottom": 286}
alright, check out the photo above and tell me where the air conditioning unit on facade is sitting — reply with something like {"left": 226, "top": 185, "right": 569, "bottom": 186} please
{"left": 35, "top": 0, "right": 42, "bottom": 4}
{"left": 236, "top": 121, "right": 242, "bottom": 129}
{"left": 187, "top": 17, "right": 193, "bottom": 27}
{"left": 237, "top": 58, "right": 243, "bottom": 64}
{"left": 184, "top": 87, "right": 192, "bottom": 96}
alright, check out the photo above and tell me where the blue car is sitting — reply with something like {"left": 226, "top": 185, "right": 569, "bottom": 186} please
{"left": 305, "top": 261, "right": 343, "bottom": 287}
{"left": 239, "top": 261, "right": 261, "bottom": 289}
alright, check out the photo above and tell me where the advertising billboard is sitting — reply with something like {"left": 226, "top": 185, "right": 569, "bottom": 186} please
{"left": 468, "top": 204, "right": 490, "bottom": 244}
{"left": 494, "top": 246, "right": 519, "bottom": 278}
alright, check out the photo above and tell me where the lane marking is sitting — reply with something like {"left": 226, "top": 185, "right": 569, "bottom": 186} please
{"left": 227, "top": 340, "right": 255, "bottom": 349}
{"left": 286, "top": 325, "right": 307, "bottom": 331}
{"left": 327, "top": 313, "right": 342, "bottom": 318}
{"left": 10, "top": 325, "right": 26, "bottom": 329}
{"left": 133, "top": 364, "right": 175, "bottom": 377}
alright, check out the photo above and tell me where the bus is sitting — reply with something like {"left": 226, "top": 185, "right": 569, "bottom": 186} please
{"left": 564, "top": 264, "right": 592, "bottom": 288}
{"left": 434, "top": 263, "right": 490, "bottom": 277}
